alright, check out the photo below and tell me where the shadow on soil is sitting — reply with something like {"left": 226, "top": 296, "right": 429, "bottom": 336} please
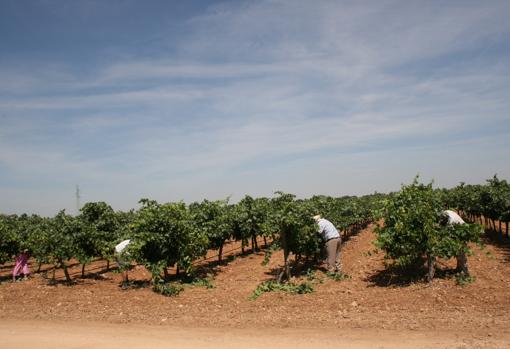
{"left": 40, "top": 262, "right": 116, "bottom": 285}
{"left": 365, "top": 262, "right": 463, "bottom": 287}
{"left": 366, "top": 264, "right": 422, "bottom": 287}
{"left": 0, "top": 274, "right": 14, "bottom": 283}
{"left": 118, "top": 280, "right": 150, "bottom": 290}
{"left": 481, "top": 228, "right": 510, "bottom": 263}
{"left": 119, "top": 248, "right": 269, "bottom": 292}
{"left": 263, "top": 258, "right": 325, "bottom": 280}
{"left": 139, "top": 245, "right": 270, "bottom": 289}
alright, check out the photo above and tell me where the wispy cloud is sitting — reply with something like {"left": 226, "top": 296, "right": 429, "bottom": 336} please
{"left": 0, "top": 0, "right": 509, "bottom": 215}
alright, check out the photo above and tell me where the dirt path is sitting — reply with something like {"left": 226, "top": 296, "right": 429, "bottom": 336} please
{"left": 1, "top": 319, "right": 509, "bottom": 349}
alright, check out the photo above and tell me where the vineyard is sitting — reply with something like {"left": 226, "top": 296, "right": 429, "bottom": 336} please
{"left": 0, "top": 192, "right": 380, "bottom": 290}
{"left": 1, "top": 176, "right": 510, "bottom": 290}
{"left": 1, "top": 176, "right": 510, "bottom": 347}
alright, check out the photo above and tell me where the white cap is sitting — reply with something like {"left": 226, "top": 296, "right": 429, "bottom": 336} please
{"left": 115, "top": 239, "right": 131, "bottom": 253}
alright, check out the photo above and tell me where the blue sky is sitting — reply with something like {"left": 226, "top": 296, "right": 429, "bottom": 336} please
{"left": 1, "top": 0, "right": 509, "bottom": 216}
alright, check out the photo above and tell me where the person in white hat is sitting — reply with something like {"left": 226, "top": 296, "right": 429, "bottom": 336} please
{"left": 114, "top": 239, "right": 131, "bottom": 287}
{"left": 313, "top": 215, "right": 341, "bottom": 273}
{"left": 440, "top": 210, "right": 468, "bottom": 275}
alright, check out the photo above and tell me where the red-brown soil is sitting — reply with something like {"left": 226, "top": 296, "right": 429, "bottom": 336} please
{"left": 1, "top": 224, "right": 510, "bottom": 347}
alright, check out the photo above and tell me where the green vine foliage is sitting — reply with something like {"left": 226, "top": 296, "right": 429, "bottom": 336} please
{"left": 26, "top": 211, "right": 83, "bottom": 283}
{"left": 78, "top": 202, "right": 120, "bottom": 265}
{"left": 375, "top": 177, "right": 482, "bottom": 280}
{"left": 434, "top": 223, "right": 482, "bottom": 260}
{"left": 130, "top": 199, "right": 208, "bottom": 282}
{"left": 231, "top": 196, "right": 274, "bottom": 251}
{"left": 0, "top": 214, "right": 21, "bottom": 264}
{"left": 270, "top": 192, "right": 321, "bottom": 259}
{"left": 189, "top": 199, "right": 232, "bottom": 258}
{"left": 444, "top": 175, "right": 510, "bottom": 228}
{"left": 375, "top": 177, "right": 443, "bottom": 267}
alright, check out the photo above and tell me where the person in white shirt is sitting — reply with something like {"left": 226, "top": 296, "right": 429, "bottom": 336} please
{"left": 440, "top": 210, "right": 468, "bottom": 275}
{"left": 314, "top": 215, "right": 341, "bottom": 273}
{"left": 443, "top": 210, "right": 465, "bottom": 225}
{"left": 114, "top": 239, "right": 131, "bottom": 287}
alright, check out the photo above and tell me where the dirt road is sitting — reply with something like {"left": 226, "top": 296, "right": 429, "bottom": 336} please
{"left": 1, "top": 320, "right": 508, "bottom": 349}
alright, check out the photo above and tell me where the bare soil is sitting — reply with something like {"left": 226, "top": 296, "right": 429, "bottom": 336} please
{"left": 2, "top": 319, "right": 510, "bottom": 349}
{"left": 1, "top": 224, "right": 510, "bottom": 347}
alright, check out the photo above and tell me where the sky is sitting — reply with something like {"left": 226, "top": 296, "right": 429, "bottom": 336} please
{"left": 1, "top": 0, "right": 509, "bottom": 216}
